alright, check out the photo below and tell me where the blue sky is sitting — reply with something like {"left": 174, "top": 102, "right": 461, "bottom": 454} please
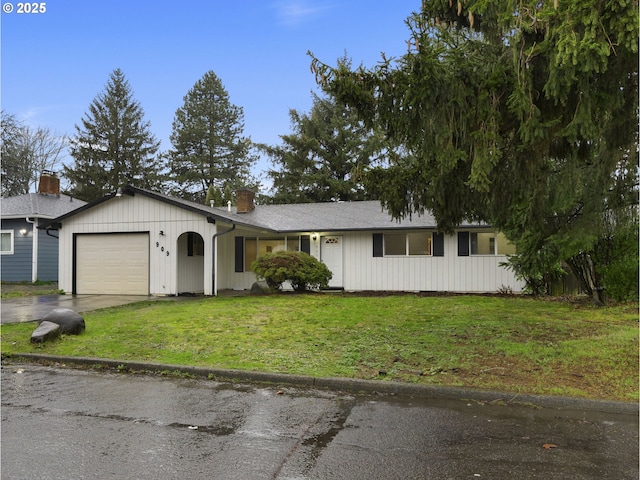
{"left": 1, "top": 0, "right": 417, "bottom": 189}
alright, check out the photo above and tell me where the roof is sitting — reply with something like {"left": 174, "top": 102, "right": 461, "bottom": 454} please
{"left": 1, "top": 193, "right": 87, "bottom": 220}
{"left": 213, "top": 201, "right": 484, "bottom": 232}
{"left": 46, "top": 185, "right": 487, "bottom": 232}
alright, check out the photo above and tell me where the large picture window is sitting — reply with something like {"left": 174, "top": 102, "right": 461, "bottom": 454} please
{"left": 1, "top": 230, "right": 14, "bottom": 255}
{"left": 384, "top": 232, "right": 433, "bottom": 256}
{"left": 459, "top": 232, "right": 516, "bottom": 256}
{"left": 242, "top": 236, "right": 303, "bottom": 271}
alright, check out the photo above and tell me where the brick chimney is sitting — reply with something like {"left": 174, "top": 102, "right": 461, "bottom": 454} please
{"left": 236, "top": 189, "right": 255, "bottom": 213}
{"left": 38, "top": 170, "right": 60, "bottom": 196}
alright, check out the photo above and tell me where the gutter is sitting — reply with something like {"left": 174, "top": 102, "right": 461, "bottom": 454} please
{"left": 211, "top": 224, "right": 236, "bottom": 296}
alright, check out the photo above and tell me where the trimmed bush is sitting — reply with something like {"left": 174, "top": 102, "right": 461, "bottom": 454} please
{"left": 251, "top": 251, "right": 332, "bottom": 292}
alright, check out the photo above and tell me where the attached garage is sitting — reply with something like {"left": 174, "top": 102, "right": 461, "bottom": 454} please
{"left": 46, "top": 185, "right": 524, "bottom": 296}
{"left": 75, "top": 233, "right": 149, "bottom": 295}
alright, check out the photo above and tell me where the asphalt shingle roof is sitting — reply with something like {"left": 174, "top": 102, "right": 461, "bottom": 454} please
{"left": 211, "top": 201, "right": 486, "bottom": 232}
{"left": 46, "top": 186, "right": 487, "bottom": 232}
{"left": 1, "top": 193, "right": 87, "bottom": 219}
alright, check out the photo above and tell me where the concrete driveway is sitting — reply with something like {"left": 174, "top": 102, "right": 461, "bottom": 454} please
{"left": 1, "top": 294, "right": 171, "bottom": 324}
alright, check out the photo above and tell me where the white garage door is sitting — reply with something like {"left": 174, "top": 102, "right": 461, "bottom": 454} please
{"left": 76, "top": 233, "right": 149, "bottom": 295}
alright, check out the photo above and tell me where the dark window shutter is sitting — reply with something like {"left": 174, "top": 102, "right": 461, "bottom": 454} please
{"left": 433, "top": 232, "right": 444, "bottom": 257}
{"left": 234, "top": 236, "right": 244, "bottom": 272}
{"left": 300, "top": 235, "right": 310, "bottom": 254}
{"left": 373, "top": 233, "right": 383, "bottom": 257}
{"left": 458, "top": 232, "right": 469, "bottom": 256}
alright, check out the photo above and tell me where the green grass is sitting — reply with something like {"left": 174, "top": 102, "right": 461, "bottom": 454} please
{"left": 1, "top": 281, "right": 63, "bottom": 298}
{"left": 1, "top": 294, "right": 637, "bottom": 401}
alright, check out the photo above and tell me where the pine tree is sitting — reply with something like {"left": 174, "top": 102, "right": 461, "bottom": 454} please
{"left": 310, "top": 1, "right": 638, "bottom": 301}
{"left": 64, "top": 68, "right": 163, "bottom": 202}
{"left": 168, "top": 71, "right": 258, "bottom": 203}
{"left": 260, "top": 92, "right": 389, "bottom": 204}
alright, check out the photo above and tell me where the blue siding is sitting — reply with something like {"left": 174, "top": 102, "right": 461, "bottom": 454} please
{"left": 37, "top": 228, "right": 59, "bottom": 281}
{"left": 1, "top": 219, "right": 32, "bottom": 281}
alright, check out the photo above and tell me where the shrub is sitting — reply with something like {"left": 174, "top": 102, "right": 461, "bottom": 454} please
{"left": 251, "top": 251, "right": 332, "bottom": 292}
{"left": 596, "top": 221, "right": 639, "bottom": 303}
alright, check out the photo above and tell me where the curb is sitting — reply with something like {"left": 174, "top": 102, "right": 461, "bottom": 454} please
{"left": 5, "top": 353, "right": 638, "bottom": 415}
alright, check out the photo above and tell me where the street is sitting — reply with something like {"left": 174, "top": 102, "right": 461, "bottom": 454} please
{"left": 1, "top": 362, "right": 637, "bottom": 479}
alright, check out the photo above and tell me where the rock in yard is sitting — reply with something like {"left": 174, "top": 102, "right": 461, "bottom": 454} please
{"left": 31, "top": 321, "right": 61, "bottom": 343}
{"left": 40, "top": 308, "right": 85, "bottom": 335}
{"left": 250, "top": 280, "right": 270, "bottom": 295}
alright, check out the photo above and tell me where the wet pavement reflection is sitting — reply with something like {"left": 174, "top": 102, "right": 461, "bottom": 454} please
{"left": 1, "top": 294, "right": 187, "bottom": 324}
{"left": 1, "top": 363, "right": 637, "bottom": 479}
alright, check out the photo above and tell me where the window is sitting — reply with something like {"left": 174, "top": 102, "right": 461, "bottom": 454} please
{"left": 470, "top": 232, "right": 495, "bottom": 255}
{"left": 408, "top": 232, "right": 432, "bottom": 255}
{"left": 241, "top": 236, "right": 303, "bottom": 272}
{"left": 458, "top": 232, "right": 516, "bottom": 256}
{"left": 497, "top": 233, "right": 517, "bottom": 255}
{"left": 259, "top": 237, "right": 286, "bottom": 256}
{"left": 384, "top": 234, "right": 407, "bottom": 255}
{"left": 1, "top": 230, "right": 13, "bottom": 255}
{"left": 374, "top": 232, "right": 444, "bottom": 257}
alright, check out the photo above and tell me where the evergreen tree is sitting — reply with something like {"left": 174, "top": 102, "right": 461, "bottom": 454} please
{"left": 204, "top": 184, "right": 233, "bottom": 207}
{"left": 64, "top": 68, "right": 163, "bottom": 202}
{"left": 260, "top": 92, "right": 388, "bottom": 204}
{"left": 311, "top": 1, "right": 638, "bottom": 301}
{"left": 168, "top": 70, "right": 258, "bottom": 203}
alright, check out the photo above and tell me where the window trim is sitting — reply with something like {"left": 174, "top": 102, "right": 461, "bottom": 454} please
{"left": 1, "top": 230, "right": 14, "bottom": 255}
{"left": 238, "top": 235, "right": 304, "bottom": 272}
{"left": 380, "top": 232, "right": 435, "bottom": 257}
{"left": 458, "top": 231, "right": 516, "bottom": 256}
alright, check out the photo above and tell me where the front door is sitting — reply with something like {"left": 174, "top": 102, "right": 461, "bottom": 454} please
{"left": 321, "top": 235, "right": 343, "bottom": 288}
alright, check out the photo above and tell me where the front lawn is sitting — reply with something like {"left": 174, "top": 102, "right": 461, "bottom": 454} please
{"left": 1, "top": 294, "right": 637, "bottom": 401}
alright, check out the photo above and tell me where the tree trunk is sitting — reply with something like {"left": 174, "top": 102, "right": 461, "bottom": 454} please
{"left": 566, "top": 253, "right": 604, "bottom": 306}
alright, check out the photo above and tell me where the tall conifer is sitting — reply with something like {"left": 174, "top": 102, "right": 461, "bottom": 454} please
{"left": 168, "top": 71, "right": 257, "bottom": 203}
{"left": 65, "top": 69, "right": 163, "bottom": 202}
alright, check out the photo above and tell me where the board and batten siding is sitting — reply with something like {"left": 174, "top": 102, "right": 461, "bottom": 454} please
{"left": 215, "top": 230, "right": 524, "bottom": 293}
{"left": 215, "top": 227, "right": 257, "bottom": 291}
{"left": 341, "top": 231, "right": 523, "bottom": 292}
{"left": 57, "top": 194, "right": 217, "bottom": 295}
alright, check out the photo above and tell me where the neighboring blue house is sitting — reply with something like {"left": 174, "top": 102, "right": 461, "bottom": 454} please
{"left": 1, "top": 173, "right": 86, "bottom": 282}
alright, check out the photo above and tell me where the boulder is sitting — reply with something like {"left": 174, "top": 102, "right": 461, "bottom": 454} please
{"left": 31, "top": 321, "right": 61, "bottom": 343}
{"left": 250, "top": 280, "right": 269, "bottom": 295}
{"left": 40, "top": 308, "right": 85, "bottom": 335}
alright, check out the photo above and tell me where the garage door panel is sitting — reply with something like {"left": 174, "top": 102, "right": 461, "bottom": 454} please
{"left": 76, "top": 233, "right": 149, "bottom": 295}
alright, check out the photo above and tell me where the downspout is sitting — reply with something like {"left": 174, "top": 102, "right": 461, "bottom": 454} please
{"left": 26, "top": 217, "right": 38, "bottom": 282}
{"left": 211, "top": 224, "right": 236, "bottom": 296}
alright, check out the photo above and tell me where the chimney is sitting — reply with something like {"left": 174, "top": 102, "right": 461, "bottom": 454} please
{"left": 236, "top": 189, "right": 255, "bottom": 213}
{"left": 38, "top": 170, "right": 60, "bottom": 196}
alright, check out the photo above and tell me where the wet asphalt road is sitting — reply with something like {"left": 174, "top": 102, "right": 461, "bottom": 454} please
{"left": 1, "top": 363, "right": 637, "bottom": 480}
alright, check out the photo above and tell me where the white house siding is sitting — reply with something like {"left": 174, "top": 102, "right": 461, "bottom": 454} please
{"left": 57, "top": 194, "right": 217, "bottom": 296}
{"left": 215, "top": 230, "right": 523, "bottom": 294}
{"left": 215, "top": 227, "right": 256, "bottom": 291}
{"left": 340, "top": 231, "right": 523, "bottom": 293}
